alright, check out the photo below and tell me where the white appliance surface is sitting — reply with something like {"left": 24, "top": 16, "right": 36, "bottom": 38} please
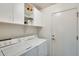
{"left": 0, "top": 49, "right": 3, "bottom": 56}
{"left": 1, "top": 41, "right": 31, "bottom": 56}
{"left": 16, "top": 38, "right": 47, "bottom": 56}
{"left": 0, "top": 36, "right": 47, "bottom": 56}
{"left": 0, "top": 39, "right": 19, "bottom": 48}
{"left": 26, "top": 38, "right": 47, "bottom": 47}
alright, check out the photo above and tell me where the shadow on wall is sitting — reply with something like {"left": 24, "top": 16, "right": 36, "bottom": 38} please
{"left": 0, "top": 23, "right": 39, "bottom": 40}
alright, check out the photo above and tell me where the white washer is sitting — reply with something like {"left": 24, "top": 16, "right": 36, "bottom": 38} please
{"left": 0, "top": 49, "right": 3, "bottom": 56}
{"left": 1, "top": 41, "right": 31, "bottom": 56}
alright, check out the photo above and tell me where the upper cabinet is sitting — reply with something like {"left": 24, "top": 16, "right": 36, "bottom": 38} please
{"left": 33, "top": 7, "right": 42, "bottom": 26}
{"left": 0, "top": 4, "right": 13, "bottom": 23}
{"left": 13, "top": 3, "right": 24, "bottom": 24}
{"left": 24, "top": 4, "right": 42, "bottom": 27}
{"left": 0, "top": 3, "right": 42, "bottom": 27}
{"left": 0, "top": 3, "right": 24, "bottom": 24}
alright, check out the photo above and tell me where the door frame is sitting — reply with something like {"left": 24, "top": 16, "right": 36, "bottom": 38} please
{"left": 50, "top": 8, "right": 78, "bottom": 56}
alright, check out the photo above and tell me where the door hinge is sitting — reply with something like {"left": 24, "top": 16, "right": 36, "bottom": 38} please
{"left": 76, "top": 35, "right": 78, "bottom": 40}
{"left": 77, "top": 12, "right": 79, "bottom": 17}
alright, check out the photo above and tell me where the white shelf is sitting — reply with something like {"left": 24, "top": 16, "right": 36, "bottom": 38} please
{"left": 24, "top": 24, "right": 43, "bottom": 28}
{"left": 0, "top": 21, "right": 43, "bottom": 28}
{"left": 24, "top": 14, "right": 33, "bottom": 19}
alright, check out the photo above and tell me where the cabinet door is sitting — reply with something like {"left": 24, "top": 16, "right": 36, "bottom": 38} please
{"left": 21, "top": 47, "right": 38, "bottom": 56}
{"left": 33, "top": 7, "right": 42, "bottom": 26}
{"left": 13, "top": 3, "right": 24, "bottom": 24}
{"left": 38, "top": 41, "right": 47, "bottom": 56}
{"left": 0, "top": 3, "right": 13, "bottom": 23}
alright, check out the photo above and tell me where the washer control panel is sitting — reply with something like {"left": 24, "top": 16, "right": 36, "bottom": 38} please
{"left": 0, "top": 39, "right": 19, "bottom": 48}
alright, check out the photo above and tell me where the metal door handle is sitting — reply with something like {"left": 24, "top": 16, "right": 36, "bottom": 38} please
{"left": 51, "top": 34, "right": 55, "bottom": 40}
{"left": 52, "top": 38, "right": 55, "bottom": 40}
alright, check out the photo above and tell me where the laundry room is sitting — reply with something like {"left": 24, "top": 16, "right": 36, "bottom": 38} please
{"left": 0, "top": 3, "right": 79, "bottom": 56}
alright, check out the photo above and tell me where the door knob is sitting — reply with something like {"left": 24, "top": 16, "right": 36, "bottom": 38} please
{"left": 52, "top": 38, "right": 55, "bottom": 40}
{"left": 51, "top": 34, "right": 55, "bottom": 40}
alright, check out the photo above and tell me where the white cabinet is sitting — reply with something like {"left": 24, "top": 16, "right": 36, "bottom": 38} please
{"left": 0, "top": 3, "right": 24, "bottom": 24}
{"left": 33, "top": 7, "right": 42, "bottom": 26}
{"left": 0, "top": 4, "right": 13, "bottom": 23}
{"left": 13, "top": 3, "right": 24, "bottom": 24}
{"left": 0, "top": 3, "right": 42, "bottom": 26}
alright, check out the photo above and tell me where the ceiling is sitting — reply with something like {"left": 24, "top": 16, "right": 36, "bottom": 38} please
{"left": 32, "top": 3, "right": 56, "bottom": 10}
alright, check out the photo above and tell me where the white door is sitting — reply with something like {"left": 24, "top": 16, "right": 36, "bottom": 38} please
{"left": 0, "top": 4, "right": 13, "bottom": 23}
{"left": 13, "top": 3, "right": 24, "bottom": 24}
{"left": 78, "top": 9, "right": 79, "bottom": 56}
{"left": 33, "top": 7, "right": 42, "bottom": 26}
{"left": 51, "top": 9, "right": 77, "bottom": 56}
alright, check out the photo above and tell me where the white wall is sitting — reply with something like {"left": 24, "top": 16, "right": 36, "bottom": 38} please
{"left": 0, "top": 23, "right": 39, "bottom": 40}
{"left": 0, "top": 23, "right": 23, "bottom": 39}
{"left": 39, "top": 3, "right": 79, "bottom": 56}
{"left": 24, "top": 26, "right": 39, "bottom": 35}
